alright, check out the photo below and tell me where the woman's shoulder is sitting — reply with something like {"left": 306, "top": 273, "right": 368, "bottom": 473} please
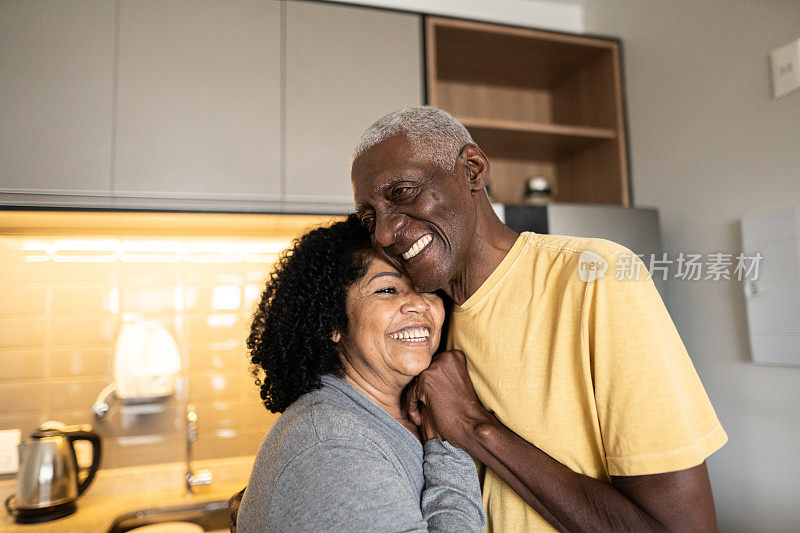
{"left": 239, "top": 382, "right": 428, "bottom": 531}
{"left": 275, "top": 389, "right": 387, "bottom": 450}
{"left": 255, "top": 384, "right": 377, "bottom": 453}
{"left": 244, "top": 390, "right": 403, "bottom": 496}
{"left": 239, "top": 396, "right": 426, "bottom": 533}
{"left": 247, "top": 375, "right": 422, "bottom": 482}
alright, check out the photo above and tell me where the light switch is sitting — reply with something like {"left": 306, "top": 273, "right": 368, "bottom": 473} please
{"left": 0, "top": 429, "right": 21, "bottom": 474}
{"left": 770, "top": 38, "right": 800, "bottom": 99}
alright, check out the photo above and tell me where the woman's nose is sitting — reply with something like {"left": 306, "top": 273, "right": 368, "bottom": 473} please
{"left": 401, "top": 291, "right": 431, "bottom": 314}
{"left": 374, "top": 212, "right": 404, "bottom": 248}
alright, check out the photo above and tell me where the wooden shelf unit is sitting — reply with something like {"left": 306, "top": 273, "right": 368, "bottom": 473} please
{"left": 425, "top": 17, "right": 630, "bottom": 206}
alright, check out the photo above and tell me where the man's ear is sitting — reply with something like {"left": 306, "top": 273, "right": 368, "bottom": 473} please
{"left": 330, "top": 330, "right": 341, "bottom": 343}
{"left": 458, "top": 144, "right": 490, "bottom": 193}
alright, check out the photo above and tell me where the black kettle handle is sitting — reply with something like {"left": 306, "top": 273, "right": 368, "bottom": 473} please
{"left": 67, "top": 430, "right": 102, "bottom": 495}
{"left": 5, "top": 494, "right": 17, "bottom": 516}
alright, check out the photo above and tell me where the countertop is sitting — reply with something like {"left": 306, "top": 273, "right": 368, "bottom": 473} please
{"left": 0, "top": 456, "right": 254, "bottom": 533}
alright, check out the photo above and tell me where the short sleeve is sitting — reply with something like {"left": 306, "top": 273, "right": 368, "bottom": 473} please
{"left": 587, "top": 245, "right": 727, "bottom": 476}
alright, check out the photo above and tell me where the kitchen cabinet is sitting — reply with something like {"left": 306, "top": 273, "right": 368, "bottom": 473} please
{"left": 1, "top": 0, "right": 420, "bottom": 213}
{"left": 1, "top": 3, "right": 629, "bottom": 213}
{"left": 426, "top": 17, "right": 629, "bottom": 206}
{"left": 0, "top": 1, "right": 115, "bottom": 199}
{"left": 113, "top": 0, "right": 282, "bottom": 208}
{"left": 284, "top": 1, "right": 423, "bottom": 205}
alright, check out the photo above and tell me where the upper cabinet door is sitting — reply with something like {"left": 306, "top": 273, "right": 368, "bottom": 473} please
{"left": 0, "top": 0, "right": 115, "bottom": 194}
{"left": 284, "top": 1, "right": 423, "bottom": 206}
{"left": 115, "top": 0, "right": 281, "bottom": 203}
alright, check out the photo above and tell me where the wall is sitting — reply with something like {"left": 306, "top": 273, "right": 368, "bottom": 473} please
{"left": 584, "top": 1, "right": 800, "bottom": 531}
{"left": 0, "top": 212, "right": 333, "bottom": 470}
{"left": 323, "top": 0, "right": 585, "bottom": 33}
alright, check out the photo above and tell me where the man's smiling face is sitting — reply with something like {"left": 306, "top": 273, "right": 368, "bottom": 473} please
{"left": 352, "top": 133, "right": 477, "bottom": 294}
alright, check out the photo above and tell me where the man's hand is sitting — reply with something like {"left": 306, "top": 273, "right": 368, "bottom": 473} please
{"left": 401, "top": 382, "right": 442, "bottom": 442}
{"left": 405, "top": 350, "right": 493, "bottom": 448}
{"left": 416, "top": 401, "right": 444, "bottom": 442}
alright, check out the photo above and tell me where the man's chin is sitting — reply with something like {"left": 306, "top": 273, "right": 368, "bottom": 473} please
{"left": 375, "top": 247, "right": 404, "bottom": 271}
{"left": 404, "top": 256, "right": 449, "bottom": 293}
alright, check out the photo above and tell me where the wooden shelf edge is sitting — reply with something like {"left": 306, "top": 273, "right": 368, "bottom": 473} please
{"left": 426, "top": 16, "right": 617, "bottom": 50}
{"left": 458, "top": 116, "right": 616, "bottom": 140}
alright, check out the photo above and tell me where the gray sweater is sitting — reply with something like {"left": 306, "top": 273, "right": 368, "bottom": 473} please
{"left": 237, "top": 374, "right": 486, "bottom": 532}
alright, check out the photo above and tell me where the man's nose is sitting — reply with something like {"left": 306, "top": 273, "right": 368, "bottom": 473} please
{"left": 374, "top": 212, "right": 404, "bottom": 248}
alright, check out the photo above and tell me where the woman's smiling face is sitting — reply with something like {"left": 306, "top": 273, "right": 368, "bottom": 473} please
{"left": 337, "top": 249, "right": 445, "bottom": 391}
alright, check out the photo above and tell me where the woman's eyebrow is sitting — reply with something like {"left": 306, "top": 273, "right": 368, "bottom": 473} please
{"left": 367, "top": 271, "right": 402, "bottom": 284}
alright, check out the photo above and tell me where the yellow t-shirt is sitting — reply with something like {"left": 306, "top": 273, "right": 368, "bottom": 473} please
{"left": 448, "top": 232, "right": 727, "bottom": 532}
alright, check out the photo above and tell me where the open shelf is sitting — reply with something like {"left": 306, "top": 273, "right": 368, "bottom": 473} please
{"left": 426, "top": 16, "right": 630, "bottom": 206}
{"left": 459, "top": 117, "right": 616, "bottom": 140}
{"left": 459, "top": 116, "right": 615, "bottom": 160}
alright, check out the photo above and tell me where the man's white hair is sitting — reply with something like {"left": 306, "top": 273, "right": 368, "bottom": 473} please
{"left": 352, "top": 106, "right": 475, "bottom": 171}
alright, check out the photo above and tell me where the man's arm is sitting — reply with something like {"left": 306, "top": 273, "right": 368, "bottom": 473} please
{"left": 407, "top": 350, "right": 718, "bottom": 533}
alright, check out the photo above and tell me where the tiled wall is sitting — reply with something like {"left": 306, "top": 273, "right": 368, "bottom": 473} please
{"left": 0, "top": 212, "right": 334, "bottom": 469}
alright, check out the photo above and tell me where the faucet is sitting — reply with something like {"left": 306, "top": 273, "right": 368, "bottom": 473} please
{"left": 92, "top": 383, "right": 118, "bottom": 422}
{"left": 185, "top": 403, "right": 213, "bottom": 494}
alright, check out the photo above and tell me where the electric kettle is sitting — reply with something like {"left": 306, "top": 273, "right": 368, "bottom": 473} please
{"left": 4, "top": 424, "right": 101, "bottom": 524}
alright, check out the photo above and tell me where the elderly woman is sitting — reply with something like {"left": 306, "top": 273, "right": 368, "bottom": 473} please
{"left": 236, "top": 215, "right": 485, "bottom": 532}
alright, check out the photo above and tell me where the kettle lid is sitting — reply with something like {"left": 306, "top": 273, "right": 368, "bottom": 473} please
{"left": 30, "top": 428, "right": 63, "bottom": 439}
{"left": 30, "top": 421, "right": 96, "bottom": 439}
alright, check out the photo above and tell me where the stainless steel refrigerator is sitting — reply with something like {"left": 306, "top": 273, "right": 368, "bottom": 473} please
{"left": 496, "top": 203, "right": 665, "bottom": 297}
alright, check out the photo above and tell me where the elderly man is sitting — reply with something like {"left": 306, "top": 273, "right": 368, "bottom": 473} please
{"left": 351, "top": 106, "right": 727, "bottom": 532}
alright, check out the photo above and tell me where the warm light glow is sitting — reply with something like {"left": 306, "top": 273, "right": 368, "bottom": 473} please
{"left": 243, "top": 284, "right": 262, "bottom": 310}
{"left": 211, "top": 375, "right": 227, "bottom": 391}
{"left": 207, "top": 314, "right": 238, "bottom": 328}
{"left": 52, "top": 239, "right": 121, "bottom": 262}
{"left": 108, "top": 287, "right": 120, "bottom": 315}
{"left": 172, "top": 285, "right": 185, "bottom": 313}
{"left": 0, "top": 211, "right": 336, "bottom": 461}
{"left": 211, "top": 285, "right": 241, "bottom": 311}
{"left": 121, "top": 239, "right": 182, "bottom": 263}
{"left": 16, "top": 237, "right": 294, "bottom": 264}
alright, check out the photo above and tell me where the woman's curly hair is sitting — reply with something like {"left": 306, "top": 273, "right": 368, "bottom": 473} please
{"left": 247, "top": 214, "right": 372, "bottom": 413}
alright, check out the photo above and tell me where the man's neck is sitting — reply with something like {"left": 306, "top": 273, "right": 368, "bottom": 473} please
{"left": 447, "top": 202, "right": 519, "bottom": 306}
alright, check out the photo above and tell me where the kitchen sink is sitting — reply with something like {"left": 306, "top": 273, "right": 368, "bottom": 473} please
{"left": 107, "top": 499, "right": 230, "bottom": 532}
